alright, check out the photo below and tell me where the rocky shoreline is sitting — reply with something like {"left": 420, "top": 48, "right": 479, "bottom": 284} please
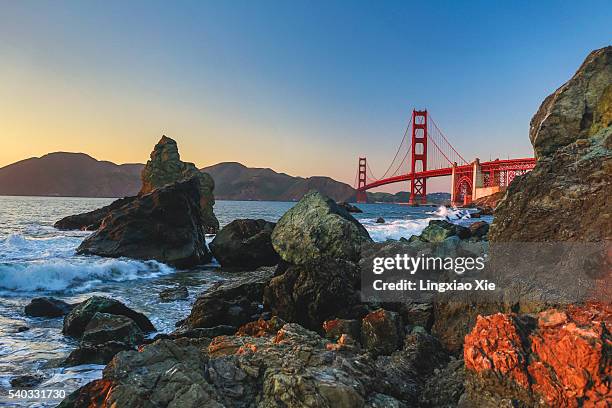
{"left": 14, "top": 46, "right": 611, "bottom": 407}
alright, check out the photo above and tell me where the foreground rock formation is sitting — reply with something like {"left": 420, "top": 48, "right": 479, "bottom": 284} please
{"left": 54, "top": 196, "right": 136, "bottom": 231}
{"left": 55, "top": 135, "right": 218, "bottom": 235}
{"left": 140, "top": 135, "right": 219, "bottom": 233}
{"left": 209, "top": 219, "right": 279, "bottom": 269}
{"left": 463, "top": 303, "right": 611, "bottom": 407}
{"left": 62, "top": 296, "right": 155, "bottom": 366}
{"left": 271, "top": 190, "right": 371, "bottom": 265}
{"left": 491, "top": 46, "right": 611, "bottom": 242}
{"left": 59, "top": 321, "right": 451, "bottom": 408}
{"left": 77, "top": 177, "right": 212, "bottom": 267}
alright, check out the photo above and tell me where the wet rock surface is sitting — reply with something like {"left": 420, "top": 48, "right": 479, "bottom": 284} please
{"left": 159, "top": 285, "right": 189, "bottom": 301}
{"left": 63, "top": 296, "right": 154, "bottom": 338}
{"left": 209, "top": 218, "right": 279, "bottom": 269}
{"left": 185, "top": 267, "right": 274, "bottom": 329}
{"left": 25, "top": 297, "right": 75, "bottom": 318}
{"left": 10, "top": 374, "right": 45, "bottom": 388}
{"left": 77, "top": 177, "right": 212, "bottom": 267}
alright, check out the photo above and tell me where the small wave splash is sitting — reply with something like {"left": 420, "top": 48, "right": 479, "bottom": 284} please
{"left": 362, "top": 218, "right": 433, "bottom": 242}
{"left": 0, "top": 258, "right": 175, "bottom": 293}
{"left": 431, "top": 205, "right": 472, "bottom": 220}
{"left": 0, "top": 233, "right": 175, "bottom": 293}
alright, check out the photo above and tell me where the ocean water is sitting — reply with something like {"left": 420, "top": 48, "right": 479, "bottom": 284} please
{"left": 0, "top": 196, "right": 488, "bottom": 406}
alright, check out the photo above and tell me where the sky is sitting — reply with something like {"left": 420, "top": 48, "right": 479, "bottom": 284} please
{"left": 0, "top": 1, "right": 610, "bottom": 192}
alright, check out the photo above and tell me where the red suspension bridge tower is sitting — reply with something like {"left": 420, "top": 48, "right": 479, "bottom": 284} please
{"left": 409, "top": 110, "right": 428, "bottom": 205}
{"left": 354, "top": 108, "right": 535, "bottom": 205}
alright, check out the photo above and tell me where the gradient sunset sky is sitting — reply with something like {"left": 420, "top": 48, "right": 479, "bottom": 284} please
{"left": 1, "top": 1, "right": 610, "bottom": 192}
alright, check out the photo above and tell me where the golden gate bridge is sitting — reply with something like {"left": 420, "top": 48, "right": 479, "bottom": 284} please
{"left": 354, "top": 110, "right": 535, "bottom": 206}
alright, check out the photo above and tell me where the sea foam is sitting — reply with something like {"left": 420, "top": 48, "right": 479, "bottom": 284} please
{"left": 0, "top": 258, "right": 174, "bottom": 293}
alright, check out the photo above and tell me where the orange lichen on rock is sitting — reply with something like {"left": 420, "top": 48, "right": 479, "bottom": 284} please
{"left": 464, "top": 303, "right": 611, "bottom": 407}
{"left": 236, "top": 319, "right": 277, "bottom": 338}
{"left": 528, "top": 303, "right": 611, "bottom": 407}
{"left": 464, "top": 313, "right": 530, "bottom": 388}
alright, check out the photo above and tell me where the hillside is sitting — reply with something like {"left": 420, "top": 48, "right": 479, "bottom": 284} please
{"left": 0, "top": 153, "right": 143, "bottom": 198}
{"left": 0, "top": 154, "right": 450, "bottom": 203}
{"left": 201, "top": 162, "right": 357, "bottom": 202}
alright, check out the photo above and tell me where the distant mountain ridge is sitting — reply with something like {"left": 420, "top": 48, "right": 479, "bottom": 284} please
{"left": 201, "top": 162, "right": 356, "bottom": 202}
{"left": 0, "top": 152, "right": 143, "bottom": 198}
{"left": 0, "top": 153, "right": 449, "bottom": 203}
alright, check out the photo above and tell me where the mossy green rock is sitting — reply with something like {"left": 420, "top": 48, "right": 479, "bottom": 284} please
{"left": 420, "top": 220, "right": 470, "bottom": 243}
{"left": 140, "top": 135, "right": 219, "bottom": 232}
{"left": 271, "top": 191, "right": 372, "bottom": 264}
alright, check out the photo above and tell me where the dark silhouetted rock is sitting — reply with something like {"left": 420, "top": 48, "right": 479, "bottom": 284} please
{"left": 209, "top": 219, "right": 279, "bottom": 269}
{"left": 77, "top": 177, "right": 211, "bottom": 267}
{"left": 11, "top": 374, "right": 44, "bottom": 388}
{"left": 271, "top": 190, "right": 371, "bottom": 265}
{"left": 264, "top": 258, "right": 361, "bottom": 330}
{"left": 63, "top": 341, "right": 135, "bottom": 367}
{"left": 81, "top": 313, "right": 144, "bottom": 345}
{"left": 159, "top": 286, "right": 189, "bottom": 302}
{"left": 63, "top": 296, "right": 154, "bottom": 338}
{"left": 140, "top": 135, "right": 218, "bottom": 233}
{"left": 376, "top": 217, "right": 385, "bottom": 224}
{"left": 25, "top": 297, "right": 75, "bottom": 318}
{"left": 185, "top": 268, "right": 274, "bottom": 329}
{"left": 469, "top": 221, "right": 489, "bottom": 238}
{"left": 338, "top": 201, "right": 363, "bottom": 213}
{"left": 54, "top": 197, "right": 136, "bottom": 231}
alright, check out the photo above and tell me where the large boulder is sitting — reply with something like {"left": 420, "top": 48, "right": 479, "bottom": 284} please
{"left": 63, "top": 313, "right": 145, "bottom": 367}
{"left": 80, "top": 313, "right": 144, "bottom": 345}
{"left": 263, "top": 258, "right": 362, "bottom": 330}
{"left": 463, "top": 303, "right": 611, "bottom": 407}
{"left": 530, "top": 46, "right": 612, "bottom": 159}
{"left": 58, "top": 340, "right": 222, "bottom": 408}
{"left": 60, "top": 322, "right": 449, "bottom": 408}
{"left": 209, "top": 219, "right": 279, "bottom": 269}
{"left": 140, "top": 135, "right": 219, "bottom": 233}
{"left": 271, "top": 190, "right": 372, "bottom": 265}
{"left": 77, "top": 177, "right": 211, "bottom": 267}
{"left": 25, "top": 297, "right": 75, "bottom": 318}
{"left": 54, "top": 196, "right": 136, "bottom": 231}
{"left": 185, "top": 268, "right": 274, "bottom": 329}
{"left": 63, "top": 296, "right": 154, "bottom": 338}
{"left": 491, "top": 46, "right": 612, "bottom": 243}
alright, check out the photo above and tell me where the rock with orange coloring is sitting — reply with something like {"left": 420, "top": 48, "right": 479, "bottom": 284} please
{"left": 235, "top": 316, "right": 285, "bottom": 338}
{"left": 322, "top": 318, "right": 360, "bottom": 341}
{"left": 463, "top": 303, "right": 612, "bottom": 407}
{"left": 361, "top": 309, "right": 402, "bottom": 356}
